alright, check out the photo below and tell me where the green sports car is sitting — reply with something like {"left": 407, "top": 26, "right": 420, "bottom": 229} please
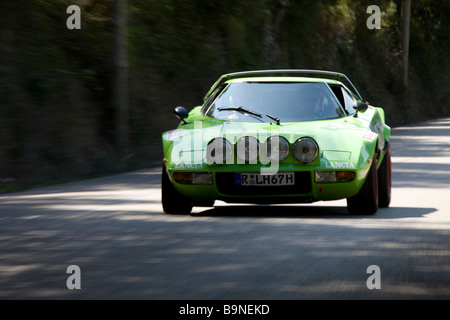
{"left": 161, "top": 70, "right": 391, "bottom": 215}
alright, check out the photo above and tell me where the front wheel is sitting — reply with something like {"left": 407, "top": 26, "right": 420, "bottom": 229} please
{"left": 347, "top": 156, "right": 378, "bottom": 215}
{"left": 161, "top": 167, "right": 193, "bottom": 215}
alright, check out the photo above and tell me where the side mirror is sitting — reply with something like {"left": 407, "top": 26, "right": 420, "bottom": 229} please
{"left": 354, "top": 101, "right": 369, "bottom": 112}
{"left": 353, "top": 101, "right": 368, "bottom": 117}
{"left": 174, "top": 106, "right": 189, "bottom": 124}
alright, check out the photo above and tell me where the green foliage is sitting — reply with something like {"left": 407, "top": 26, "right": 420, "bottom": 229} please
{"left": 0, "top": 0, "right": 448, "bottom": 187}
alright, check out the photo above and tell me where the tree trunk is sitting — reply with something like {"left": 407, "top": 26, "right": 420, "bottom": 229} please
{"left": 263, "top": 0, "right": 291, "bottom": 67}
{"left": 401, "top": 0, "right": 411, "bottom": 89}
{"left": 113, "top": 0, "right": 129, "bottom": 153}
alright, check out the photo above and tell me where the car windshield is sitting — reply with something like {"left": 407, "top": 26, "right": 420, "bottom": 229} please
{"left": 204, "top": 82, "right": 346, "bottom": 123}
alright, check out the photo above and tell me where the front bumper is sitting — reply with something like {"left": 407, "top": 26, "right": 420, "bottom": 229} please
{"left": 168, "top": 168, "right": 367, "bottom": 204}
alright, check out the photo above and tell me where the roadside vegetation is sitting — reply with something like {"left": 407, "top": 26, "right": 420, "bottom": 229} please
{"left": 1, "top": 0, "right": 449, "bottom": 189}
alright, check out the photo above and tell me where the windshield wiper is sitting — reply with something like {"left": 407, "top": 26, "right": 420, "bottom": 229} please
{"left": 217, "top": 106, "right": 262, "bottom": 118}
{"left": 218, "top": 106, "right": 281, "bottom": 125}
{"left": 265, "top": 114, "right": 280, "bottom": 125}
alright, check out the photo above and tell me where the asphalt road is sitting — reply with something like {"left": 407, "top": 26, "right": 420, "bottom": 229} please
{"left": 1, "top": 118, "right": 450, "bottom": 300}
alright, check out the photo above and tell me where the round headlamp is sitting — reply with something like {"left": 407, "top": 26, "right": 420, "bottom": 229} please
{"left": 236, "top": 136, "right": 260, "bottom": 163}
{"left": 293, "top": 138, "right": 318, "bottom": 163}
{"left": 206, "top": 138, "right": 233, "bottom": 164}
{"left": 265, "top": 136, "right": 289, "bottom": 161}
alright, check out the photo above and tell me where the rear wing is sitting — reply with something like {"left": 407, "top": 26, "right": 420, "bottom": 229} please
{"left": 203, "top": 69, "right": 363, "bottom": 102}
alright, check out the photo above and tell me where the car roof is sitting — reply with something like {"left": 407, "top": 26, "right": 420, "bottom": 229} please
{"left": 203, "top": 69, "right": 363, "bottom": 102}
{"left": 226, "top": 76, "right": 342, "bottom": 84}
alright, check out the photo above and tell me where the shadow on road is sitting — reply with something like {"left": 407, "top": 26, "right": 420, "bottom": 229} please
{"left": 192, "top": 204, "right": 436, "bottom": 219}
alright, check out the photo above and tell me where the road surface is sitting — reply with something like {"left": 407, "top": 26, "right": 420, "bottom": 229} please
{"left": 1, "top": 118, "right": 449, "bottom": 300}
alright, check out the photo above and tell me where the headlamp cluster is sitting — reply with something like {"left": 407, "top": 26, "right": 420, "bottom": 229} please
{"left": 206, "top": 136, "right": 319, "bottom": 164}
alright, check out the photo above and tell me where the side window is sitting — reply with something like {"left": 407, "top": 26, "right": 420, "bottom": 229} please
{"left": 329, "top": 85, "right": 345, "bottom": 109}
{"left": 342, "top": 88, "right": 356, "bottom": 114}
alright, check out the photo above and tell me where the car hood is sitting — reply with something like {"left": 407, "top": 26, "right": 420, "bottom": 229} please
{"left": 163, "top": 117, "right": 377, "bottom": 169}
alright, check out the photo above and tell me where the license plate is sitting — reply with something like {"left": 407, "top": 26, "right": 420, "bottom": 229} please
{"left": 235, "top": 172, "right": 295, "bottom": 186}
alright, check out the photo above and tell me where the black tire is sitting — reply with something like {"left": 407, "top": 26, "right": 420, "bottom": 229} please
{"left": 347, "top": 156, "right": 378, "bottom": 215}
{"left": 161, "top": 166, "right": 193, "bottom": 215}
{"left": 378, "top": 145, "right": 392, "bottom": 208}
